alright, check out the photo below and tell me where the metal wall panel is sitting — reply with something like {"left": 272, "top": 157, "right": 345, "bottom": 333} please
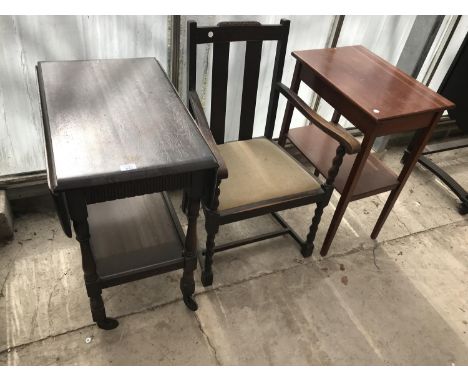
{"left": 425, "top": 16, "right": 468, "bottom": 92}
{"left": 1, "top": 15, "right": 454, "bottom": 179}
{"left": 0, "top": 15, "right": 168, "bottom": 177}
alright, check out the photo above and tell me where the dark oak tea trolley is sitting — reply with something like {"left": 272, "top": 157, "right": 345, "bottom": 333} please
{"left": 37, "top": 58, "right": 218, "bottom": 329}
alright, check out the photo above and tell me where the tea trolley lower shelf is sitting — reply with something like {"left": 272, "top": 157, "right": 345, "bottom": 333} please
{"left": 88, "top": 192, "right": 193, "bottom": 288}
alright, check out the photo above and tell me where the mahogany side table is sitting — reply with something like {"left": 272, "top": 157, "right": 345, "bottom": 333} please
{"left": 279, "top": 45, "right": 455, "bottom": 256}
{"left": 37, "top": 58, "right": 218, "bottom": 329}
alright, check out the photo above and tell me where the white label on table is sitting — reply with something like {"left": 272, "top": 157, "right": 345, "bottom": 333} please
{"left": 120, "top": 163, "right": 137, "bottom": 171}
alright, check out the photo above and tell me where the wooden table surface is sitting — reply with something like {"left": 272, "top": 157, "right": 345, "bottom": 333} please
{"left": 38, "top": 57, "right": 217, "bottom": 192}
{"left": 285, "top": 45, "right": 454, "bottom": 256}
{"left": 293, "top": 45, "right": 454, "bottom": 127}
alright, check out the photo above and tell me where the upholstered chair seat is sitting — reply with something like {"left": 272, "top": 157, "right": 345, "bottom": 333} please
{"left": 217, "top": 138, "right": 321, "bottom": 211}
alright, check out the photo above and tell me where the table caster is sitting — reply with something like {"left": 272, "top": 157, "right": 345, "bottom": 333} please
{"left": 301, "top": 243, "right": 314, "bottom": 258}
{"left": 183, "top": 295, "right": 198, "bottom": 311}
{"left": 201, "top": 270, "right": 213, "bottom": 287}
{"left": 458, "top": 202, "right": 468, "bottom": 215}
{"left": 97, "top": 317, "right": 119, "bottom": 330}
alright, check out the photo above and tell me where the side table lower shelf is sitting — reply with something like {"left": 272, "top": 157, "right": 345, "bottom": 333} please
{"left": 87, "top": 192, "right": 191, "bottom": 288}
{"left": 288, "top": 125, "right": 400, "bottom": 201}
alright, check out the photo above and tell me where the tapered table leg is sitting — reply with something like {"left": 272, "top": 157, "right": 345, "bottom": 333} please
{"left": 371, "top": 112, "right": 443, "bottom": 239}
{"left": 320, "top": 133, "right": 376, "bottom": 256}
{"left": 66, "top": 191, "right": 118, "bottom": 330}
{"left": 401, "top": 128, "right": 424, "bottom": 165}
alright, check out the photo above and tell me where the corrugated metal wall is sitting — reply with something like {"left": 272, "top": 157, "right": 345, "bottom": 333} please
{"left": 0, "top": 15, "right": 169, "bottom": 177}
{"left": 0, "top": 15, "right": 465, "bottom": 179}
{"left": 423, "top": 15, "right": 468, "bottom": 91}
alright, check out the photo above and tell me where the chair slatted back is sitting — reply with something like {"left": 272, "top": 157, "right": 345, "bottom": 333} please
{"left": 187, "top": 19, "right": 290, "bottom": 144}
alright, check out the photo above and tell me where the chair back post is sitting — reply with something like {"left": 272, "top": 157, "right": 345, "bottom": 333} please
{"left": 278, "top": 60, "right": 301, "bottom": 146}
{"left": 186, "top": 20, "right": 197, "bottom": 108}
{"left": 210, "top": 26, "right": 231, "bottom": 144}
{"left": 265, "top": 18, "right": 290, "bottom": 139}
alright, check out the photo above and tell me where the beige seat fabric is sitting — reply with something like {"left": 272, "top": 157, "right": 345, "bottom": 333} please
{"left": 217, "top": 138, "right": 321, "bottom": 211}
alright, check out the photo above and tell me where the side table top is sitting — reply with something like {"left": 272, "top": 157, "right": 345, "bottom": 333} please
{"left": 293, "top": 45, "right": 454, "bottom": 122}
{"left": 38, "top": 58, "right": 217, "bottom": 192}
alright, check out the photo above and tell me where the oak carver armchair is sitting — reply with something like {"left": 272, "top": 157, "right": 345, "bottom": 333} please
{"left": 185, "top": 19, "right": 360, "bottom": 286}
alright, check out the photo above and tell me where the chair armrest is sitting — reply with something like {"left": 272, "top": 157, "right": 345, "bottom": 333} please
{"left": 277, "top": 83, "right": 361, "bottom": 155}
{"left": 188, "top": 90, "right": 228, "bottom": 180}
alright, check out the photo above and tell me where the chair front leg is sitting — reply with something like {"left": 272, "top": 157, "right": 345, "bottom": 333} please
{"left": 302, "top": 144, "right": 346, "bottom": 257}
{"left": 302, "top": 201, "right": 326, "bottom": 257}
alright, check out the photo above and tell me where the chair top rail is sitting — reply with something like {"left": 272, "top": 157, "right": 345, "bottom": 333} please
{"left": 189, "top": 20, "right": 289, "bottom": 44}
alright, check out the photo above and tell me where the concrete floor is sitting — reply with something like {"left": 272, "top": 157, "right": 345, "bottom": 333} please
{"left": 0, "top": 145, "right": 467, "bottom": 365}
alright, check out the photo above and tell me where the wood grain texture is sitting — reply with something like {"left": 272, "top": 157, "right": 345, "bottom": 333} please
{"left": 38, "top": 58, "right": 217, "bottom": 191}
{"left": 87, "top": 192, "right": 184, "bottom": 283}
{"left": 293, "top": 45, "right": 454, "bottom": 122}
